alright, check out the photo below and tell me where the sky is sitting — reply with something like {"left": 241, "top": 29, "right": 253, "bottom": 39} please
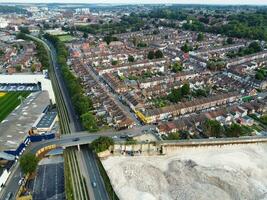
{"left": 0, "top": 0, "right": 267, "bottom": 5}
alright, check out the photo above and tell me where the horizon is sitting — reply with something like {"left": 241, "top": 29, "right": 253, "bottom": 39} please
{"left": 0, "top": 0, "right": 267, "bottom": 6}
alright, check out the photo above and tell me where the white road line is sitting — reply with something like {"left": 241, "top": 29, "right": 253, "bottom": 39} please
{"left": 55, "top": 164, "right": 58, "bottom": 199}
{"left": 41, "top": 165, "right": 46, "bottom": 192}
{"left": 88, "top": 151, "right": 103, "bottom": 200}
{"left": 32, "top": 171, "right": 38, "bottom": 196}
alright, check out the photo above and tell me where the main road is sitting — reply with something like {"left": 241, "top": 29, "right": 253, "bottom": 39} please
{"left": 42, "top": 36, "right": 111, "bottom": 200}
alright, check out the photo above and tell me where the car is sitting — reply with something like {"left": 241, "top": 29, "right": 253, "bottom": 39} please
{"left": 18, "top": 178, "right": 24, "bottom": 186}
{"left": 72, "top": 138, "right": 80, "bottom": 142}
{"left": 119, "top": 135, "right": 127, "bottom": 139}
{"left": 5, "top": 192, "right": 12, "bottom": 200}
{"left": 112, "top": 135, "right": 118, "bottom": 139}
{"left": 92, "top": 181, "right": 97, "bottom": 188}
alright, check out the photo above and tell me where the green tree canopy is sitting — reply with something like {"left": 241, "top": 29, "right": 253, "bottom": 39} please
{"left": 91, "top": 136, "right": 114, "bottom": 153}
{"left": 147, "top": 51, "right": 155, "bottom": 60}
{"left": 203, "top": 119, "right": 222, "bottom": 138}
{"left": 197, "top": 32, "right": 204, "bottom": 41}
{"left": 181, "top": 83, "right": 190, "bottom": 96}
{"left": 81, "top": 112, "right": 98, "bottom": 132}
{"left": 225, "top": 123, "right": 242, "bottom": 137}
{"left": 171, "top": 62, "right": 183, "bottom": 73}
{"left": 128, "top": 55, "right": 135, "bottom": 62}
{"left": 19, "top": 153, "right": 39, "bottom": 174}
{"left": 154, "top": 49, "right": 164, "bottom": 59}
{"left": 181, "top": 43, "right": 192, "bottom": 53}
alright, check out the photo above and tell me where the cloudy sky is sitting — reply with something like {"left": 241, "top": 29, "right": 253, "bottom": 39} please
{"left": 0, "top": 0, "right": 266, "bottom": 5}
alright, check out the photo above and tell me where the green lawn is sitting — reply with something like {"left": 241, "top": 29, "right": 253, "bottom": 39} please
{"left": 58, "top": 35, "right": 75, "bottom": 42}
{"left": 0, "top": 92, "right": 30, "bottom": 122}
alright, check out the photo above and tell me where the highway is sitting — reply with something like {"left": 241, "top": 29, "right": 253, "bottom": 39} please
{"left": 44, "top": 37, "right": 110, "bottom": 200}
{"left": 81, "top": 146, "right": 110, "bottom": 200}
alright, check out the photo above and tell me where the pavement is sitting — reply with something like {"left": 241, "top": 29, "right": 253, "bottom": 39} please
{"left": 0, "top": 163, "right": 22, "bottom": 200}
{"left": 81, "top": 146, "right": 109, "bottom": 200}
{"left": 31, "top": 157, "right": 65, "bottom": 200}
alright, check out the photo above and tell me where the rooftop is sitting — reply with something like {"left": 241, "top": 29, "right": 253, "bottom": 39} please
{"left": 36, "top": 111, "right": 57, "bottom": 129}
{"left": 0, "top": 91, "right": 50, "bottom": 151}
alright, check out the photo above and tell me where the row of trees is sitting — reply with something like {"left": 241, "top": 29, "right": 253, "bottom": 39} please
{"left": 148, "top": 8, "right": 267, "bottom": 41}
{"left": 226, "top": 41, "right": 262, "bottom": 58}
{"left": 16, "top": 32, "right": 50, "bottom": 70}
{"left": 203, "top": 119, "right": 252, "bottom": 138}
{"left": 73, "top": 13, "right": 145, "bottom": 35}
{"left": 44, "top": 34, "right": 98, "bottom": 132}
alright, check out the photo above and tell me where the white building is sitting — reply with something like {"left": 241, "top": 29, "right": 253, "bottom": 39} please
{"left": 0, "top": 73, "right": 55, "bottom": 103}
{"left": 0, "top": 18, "right": 9, "bottom": 29}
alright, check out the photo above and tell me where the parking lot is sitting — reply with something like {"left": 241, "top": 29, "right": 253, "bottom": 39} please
{"left": 31, "top": 157, "right": 65, "bottom": 200}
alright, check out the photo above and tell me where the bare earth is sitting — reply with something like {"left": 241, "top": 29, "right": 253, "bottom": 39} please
{"left": 102, "top": 144, "right": 267, "bottom": 200}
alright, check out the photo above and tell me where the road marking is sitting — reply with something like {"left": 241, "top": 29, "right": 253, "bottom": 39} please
{"left": 41, "top": 165, "right": 46, "bottom": 192}
{"left": 32, "top": 170, "right": 38, "bottom": 197}
{"left": 55, "top": 164, "right": 58, "bottom": 199}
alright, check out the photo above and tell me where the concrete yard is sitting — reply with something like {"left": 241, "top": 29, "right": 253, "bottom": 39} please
{"left": 102, "top": 144, "right": 267, "bottom": 200}
{"left": 0, "top": 91, "right": 50, "bottom": 151}
{"left": 32, "top": 156, "right": 65, "bottom": 200}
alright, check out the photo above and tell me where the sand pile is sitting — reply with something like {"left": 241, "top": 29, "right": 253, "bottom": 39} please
{"left": 102, "top": 144, "right": 267, "bottom": 200}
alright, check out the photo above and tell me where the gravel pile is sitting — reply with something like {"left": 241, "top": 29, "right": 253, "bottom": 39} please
{"left": 102, "top": 144, "right": 267, "bottom": 200}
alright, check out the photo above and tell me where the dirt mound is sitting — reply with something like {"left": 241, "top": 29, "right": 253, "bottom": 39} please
{"left": 103, "top": 144, "right": 267, "bottom": 200}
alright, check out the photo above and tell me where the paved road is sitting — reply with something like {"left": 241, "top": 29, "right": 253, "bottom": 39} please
{"left": 81, "top": 146, "right": 109, "bottom": 200}
{"left": 32, "top": 162, "right": 65, "bottom": 200}
{"left": 45, "top": 38, "right": 83, "bottom": 132}
{"left": 86, "top": 64, "right": 140, "bottom": 125}
{"left": 0, "top": 164, "right": 22, "bottom": 200}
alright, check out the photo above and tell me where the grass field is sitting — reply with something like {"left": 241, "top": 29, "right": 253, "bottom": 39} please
{"left": 58, "top": 35, "right": 75, "bottom": 42}
{"left": 0, "top": 92, "right": 30, "bottom": 122}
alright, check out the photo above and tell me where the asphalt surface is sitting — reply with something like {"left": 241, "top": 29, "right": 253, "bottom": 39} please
{"left": 32, "top": 162, "right": 65, "bottom": 200}
{"left": 45, "top": 38, "right": 83, "bottom": 132}
{"left": 81, "top": 146, "right": 109, "bottom": 200}
{"left": 1, "top": 164, "right": 22, "bottom": 200}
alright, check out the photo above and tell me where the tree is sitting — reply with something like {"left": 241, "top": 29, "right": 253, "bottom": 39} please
{"left": 111, "top": 60, "right": 118, "bottom": 65}
{"left": 103, "top": 35, "right": 118, "bottom": 45}
{"left": 81, "top": 112, "right": 98, "bottom": 132}
{"left": 181, "top": 43, "right": 192, "bottom": 53}
{"left": 19, "top": 153, "right": 38, "bottom": 174}
{"left": 91, "top": 136, "right": 114, "bottom": 153}
{"left": 255, "top": 71, "right": 265, "bottom": 80}
{"left": 31, "top": 65, "right": 36, "bottom": 73}
{"left": 19, "top": 27, "right": 30, "bottom": 34}
{"left": 15, "top": 65, "right": 22, "bottom": 72}
{"left": 168, "top": 88, "right": 182, "bottom": 103}
{"left": 248, "top": 41, "right": 262, "bottom": 53}
{"left": 154, "top": 50, "right": 163, "bottom": 59}
{"left": 166, "top": 132, "right": 180, "bottom": 140}
{"left": 171, "top": 62, "right": 183, "bottom": 73}
{"left": 181, "top": 83, "right": 190, "bottom": 96}
{"left": 197, "top": 32, "right": 204, "bottom": 41}
{"left": 226, "top": 37, "right": 234, "bottom": 44}
{"left": 203, "top": 119, "right": 222, "bottom": 138}
{"left": 128, "top": 55, "right": 134, "bottom": 62}
{"left": 83, "top": 32, "right": 88, "bottom": 38}
{"left": 147, "top": 51, "right": 155, "bottom": 60}
{"left": 207, "top": 61, "right": 226, "bottom": 71}
{"left": 225, "top": 123, "right": 242, "bottom": 137}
